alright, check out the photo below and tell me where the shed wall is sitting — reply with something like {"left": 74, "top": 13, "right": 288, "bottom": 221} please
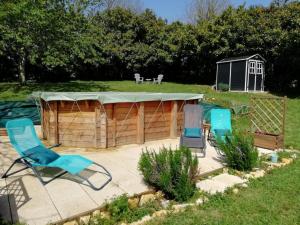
{"left": 217, "top": 63, "right": 230, "bottom": 89}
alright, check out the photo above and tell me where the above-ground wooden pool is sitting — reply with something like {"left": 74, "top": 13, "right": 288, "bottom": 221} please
{"left": 34, "top": 92, "right": 203, "bottom": 148}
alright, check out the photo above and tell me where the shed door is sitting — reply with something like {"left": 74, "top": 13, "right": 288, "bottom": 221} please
{"left": 256, "top": 62, "right": 263, "bottom": 91}
{"left": 248, "top": 74, "right": 255, "bottom": 91}
{"left": 231, "top": 61, "right": 246, "bottom": 91}
{"left": 247, "top": 60, "right": 264, "bottom": 91}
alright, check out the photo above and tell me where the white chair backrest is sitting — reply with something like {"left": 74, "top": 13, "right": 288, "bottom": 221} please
{"left": 134, "top": 73, "right": 140, "bottom": 79}
{"left": 158, "top": 74, "right": 163, "bottom": 80}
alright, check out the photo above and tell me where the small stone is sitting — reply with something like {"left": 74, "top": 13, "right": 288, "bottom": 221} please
{"left": 240, "top": 183, "right": 248, "bottom": 188}
{"left": 79, "top": 215, "right": 90, "bottom": 225}
{"left": 131, "top": 215, "right": 152, "bottom": 225}
{"left": 128, "top": 197, "right": 139, "bottom": 209}
{"left": 172, "top": 203, "right": 193, "bottom": 212}
{"left": 195, "top": 198, "right": 205, "bottom": 205}
{"left": 63, "top": 220, "right": 78, "bottom": 225}
{"left": 140, "top": 215, "right": 152, "bottom": 223}
{"left": 152, "top": 210, "right": 168, "bottom": 217}
{"left": 223, "top": 168, "right": 229, "bottom": 173}
{"left": 235, "top": 171, "right": 242, "bottom": 176}
{"left": 160, "top": 199, "right": 170, "bottom": 209}
{"left": 100, "top": 211, "right": 110, "bottom": 219}
{"left": 281, "top": 158, "right": 293, "bottom": 164}
{"left": 203, "top": 197, "right": 209, "bottom": 203}
{"left": 232, "top": 188, "right": 239, "bottom": 194}
{"left": 267, "top": 162, "right": 282, "bottom": 168}
{"left": 139, "top": 193, "right": 156, "bottom": 206}
{"left": 244, "top": 174, "right": 253, "bottom": 179}
{"left": 92, "top": 209, "right": 101, "bottom": 216}
{"left": 250, "top": 170, "right": 265, "bottom": 178}
{"left": 155, "top": 191, "right": 164, "bottom": 199}
{"left": 291, "top": 154, "right": 297, "bottom": 159}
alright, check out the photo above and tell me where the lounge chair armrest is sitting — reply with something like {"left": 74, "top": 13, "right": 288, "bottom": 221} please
{"left": 49, "top": 143, "right": 61, "bottom": 149}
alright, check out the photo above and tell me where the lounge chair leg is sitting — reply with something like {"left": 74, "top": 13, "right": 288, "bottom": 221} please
{"left": 1, "top": 158, "right": 30, "bottom": 179}
{"left": 30, "top": 167, "right": 68, "bottom": 185}
{"left": 77, "top": 162, "right": 112, "bottom": 191}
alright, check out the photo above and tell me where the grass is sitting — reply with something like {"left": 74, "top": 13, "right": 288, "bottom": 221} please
{"left": 146, "top": 158, "right": 300, "bottom": 225}
{"left": 0, "top": 81, "right": 299, "bottom": 149}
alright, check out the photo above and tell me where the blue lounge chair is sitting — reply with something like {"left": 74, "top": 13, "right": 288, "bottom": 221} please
{"left": 208, "top": 109, "right": 232, "bottom": 147}
{"left": 2, "top": 118, "right": 112, "bottom": 190}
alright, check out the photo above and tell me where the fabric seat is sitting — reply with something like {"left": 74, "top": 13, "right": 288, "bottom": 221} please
{"left": 209, "top": 109, "right": 232, "bottom": 145}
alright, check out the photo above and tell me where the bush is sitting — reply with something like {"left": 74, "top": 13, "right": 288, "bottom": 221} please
{"left": 138, "top": 146, "right": 199, "bottom": 202}
{"left": 218, "top": 132, "right": 258, "bottom": 171}
{"left": 91, "top": 194, "right": 161, "bottom": 224}
{"left": 107, "top": 194, "right": 130, "bottom": 222}
{"left": 218, "top": 83, "right": 229, "bottom": 91}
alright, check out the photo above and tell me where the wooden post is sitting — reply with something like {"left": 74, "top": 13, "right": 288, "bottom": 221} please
{"left": 52, "top": 101, "right": 59, "bottom": 145}
{"left": 137, "top": 102, "right": 145, "bottom": 144}
{"left": 100, "top": 104, "right": 107, "bottom": 148}
{"left": 112, "top": 103, "right": 117, "bottom": 147}
{"left": 170, "top": 100, "right": 178, "bottom": 138}
{"left": 282, "top": 96, "right": 287, "bottom": 149}
{"left": 95, "top": 103, "right": 101, "bottom": 148}
{"left": 41, "top": 100, "right": 45, "bottom": 139}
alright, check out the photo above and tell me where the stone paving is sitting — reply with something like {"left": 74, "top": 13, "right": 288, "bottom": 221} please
{"left": 196, "top": 173, "right": 246, "bottom": 194}
{"left": 0, "top": 134, "right": 224, "bottom": 225}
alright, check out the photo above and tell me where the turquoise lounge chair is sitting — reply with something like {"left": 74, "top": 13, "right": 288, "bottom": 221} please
{"left": 208, "top": 109, "right": 232, "bottom": 147}
{"left": 2, "top": 118, "right": 112, "bottom": 190}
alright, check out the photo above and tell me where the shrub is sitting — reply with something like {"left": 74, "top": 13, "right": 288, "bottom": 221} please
{"left": 92, "top": 194, "right": 161, "bottom": 224}
{"left": 138, "top": 146, "right": 199, "bottom": 202}
{"left": 277, "top": 151, "right": 292, "bottom": 162}
{"left": 218, "top": 83, "right": 229, "bottom": 91}
{"left": 218, "top": 132, "right": 258, "bottom": 171}
{"left": 107, "top": 194, "right": 130, "bottom": 222}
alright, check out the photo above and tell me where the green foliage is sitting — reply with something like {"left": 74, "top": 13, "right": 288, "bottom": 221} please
{"left": 0, "top": 1, "right": 299, "bottom": 92}
{"left": 0, "top": 216, "right": 26, "bottom": 225}
{"left": 218, "top": 132, "right": 259, "bottom": 171}
{"left": 277, "top": 151, "right": 293, "bottom": 162}
{"left": 89, "top": 194, "right": 161, "bottom": 224}
{"left": 139, "top": 146, "right": 199, "bottom": 202}
{"left": 147, "top": 156, "right": 300, "bottom": 225}
{"left": 218, "top": 83, "right": 229, "bottom": 92}
{"left": 107, "top": 194, "right": 130, "bottom": 222}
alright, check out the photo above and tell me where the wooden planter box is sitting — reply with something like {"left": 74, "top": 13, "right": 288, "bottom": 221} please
{"left": 253, "top": 132, "right": 283, "bottom": 150}
{"left": 0, "top": 128, "right": 7, "bottom": 136}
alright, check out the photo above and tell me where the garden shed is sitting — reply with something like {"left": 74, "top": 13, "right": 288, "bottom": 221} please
{"left": 216, "top": 54, "right": 266, "bottom": 92}
{"left": 33, "top": 92, "right": 203, "bottom": 148}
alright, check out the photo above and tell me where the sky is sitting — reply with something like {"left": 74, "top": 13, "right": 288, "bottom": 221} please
{"left": 141, "top": 0, "right": 273, "bottom": 22}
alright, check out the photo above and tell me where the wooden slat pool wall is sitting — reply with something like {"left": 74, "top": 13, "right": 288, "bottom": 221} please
{"left": 42, "top": 99, "right": 198, "bottom": 148}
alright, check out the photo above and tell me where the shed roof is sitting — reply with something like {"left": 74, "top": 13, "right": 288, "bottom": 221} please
{"left": 217, "top": 54, "right": 266, "bottom": 64}
{"left": 32, "top": 92, "right": 204, "bottom": 104}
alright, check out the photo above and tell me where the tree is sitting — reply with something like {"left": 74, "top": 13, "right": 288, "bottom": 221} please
{"left": 0, "top": 0, "right": 96, "bottom": 83}
{"left": 0, "top": 0, "right": 49, "bottom": 83}
{"left": 186, "top": 0, "right": 231, "bottom": 23}
{"left": 271, "top": 0, "right": 295, "bottom": 7}
{"left": 101, "top": 0, "right": 144, "bottom": 13}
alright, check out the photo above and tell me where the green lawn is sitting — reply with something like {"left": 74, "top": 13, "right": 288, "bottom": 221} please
{"left": 146, "top": 159, "right": 300, "bottom": 225}
{"left": 0, "top": 81, "right": 299, "bottom": 149}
